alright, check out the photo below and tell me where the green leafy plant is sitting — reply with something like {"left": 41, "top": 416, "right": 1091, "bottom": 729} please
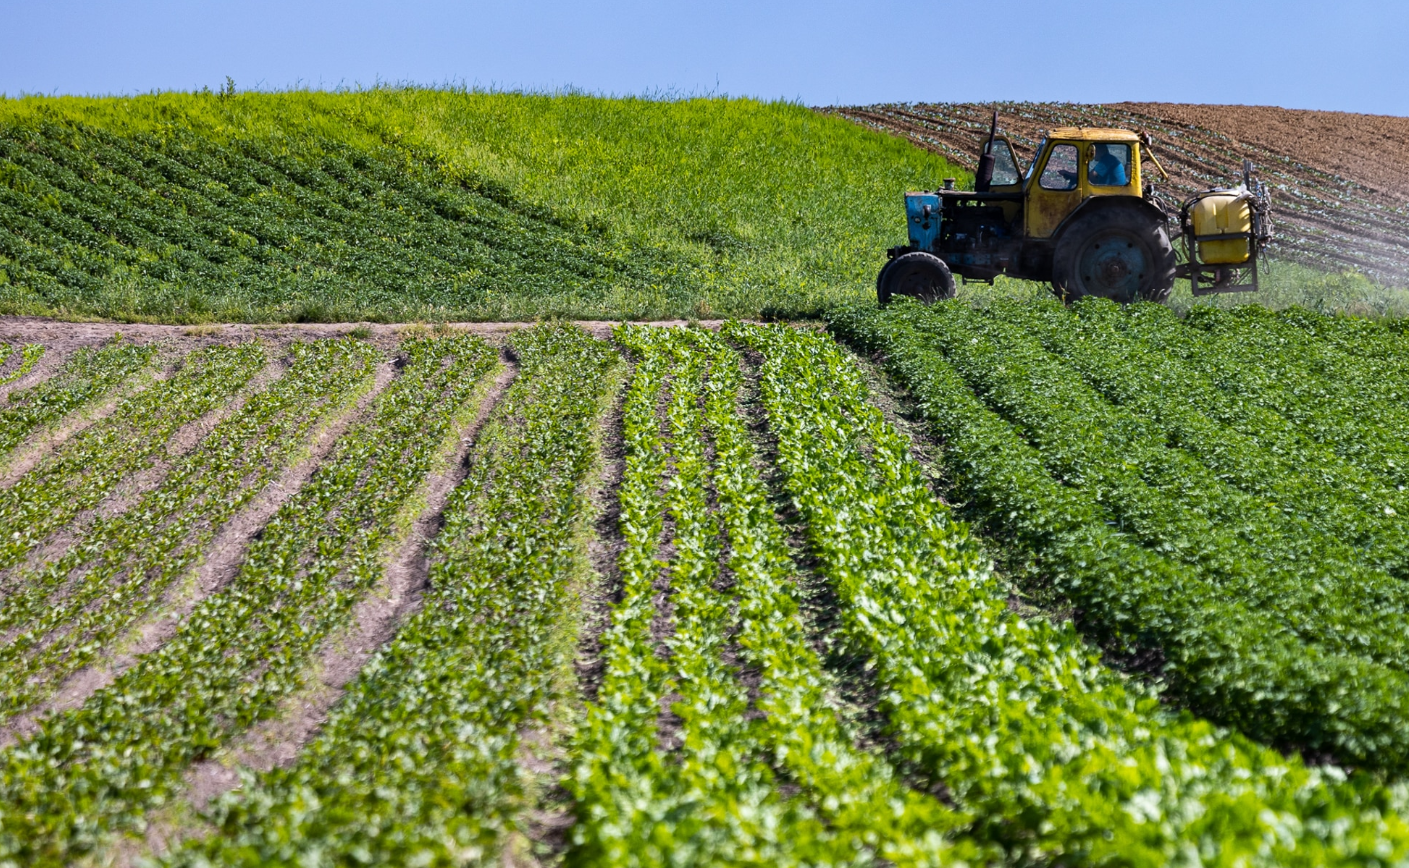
{"left": 738, "top": 318, "right": 1409, "bottom": 866}
{"left": 163, "top": 324, "right": 614, "bottom": 867}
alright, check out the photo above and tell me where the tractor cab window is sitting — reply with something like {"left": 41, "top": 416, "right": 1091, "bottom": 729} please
{"left": 1089, "top": 143, "right": 1132, "bottom": 187}
{"left": 1039, "top": 144, "right": 1080, "bottom": 191}
{"left": 989, "top": 140, "right": 1021, "bottom": 186}
{"left": 1025, "top": 138, "right": 1046, "bottom": 180}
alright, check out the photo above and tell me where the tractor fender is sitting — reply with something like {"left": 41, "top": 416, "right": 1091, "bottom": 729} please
{"left": 1050, "top": 196, "right": 1169, "bottom": 245}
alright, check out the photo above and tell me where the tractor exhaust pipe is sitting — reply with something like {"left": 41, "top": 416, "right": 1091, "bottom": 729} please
{"left": 974, "top": 110, "right": 998, "bottom": 192}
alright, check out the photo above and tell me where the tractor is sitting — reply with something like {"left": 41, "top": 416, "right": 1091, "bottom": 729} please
{"left": 877, "top": 114, "right": 1274, "bottom": 305}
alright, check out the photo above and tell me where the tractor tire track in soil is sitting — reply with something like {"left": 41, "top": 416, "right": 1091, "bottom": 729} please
{"left": 823, "top": 101, "right": 1409, "bottom": 285}
{"left": 0, "top": 353, "right": 398, "bottom": 753}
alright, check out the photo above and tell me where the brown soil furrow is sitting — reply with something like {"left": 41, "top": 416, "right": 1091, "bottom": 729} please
{"left": 175, "top": 355, "right": 517, "bottom": 813}
{"left": 576, "top": 353, "right": 630, "bottom": 703}
{"left": 0, "top": 354, "right": 395, "bottom": 752}
{"left": 165, "top": 349, "right": 283, "bottom": 458}
{"left": 651, "top": 370, "right": 684, "bottom": 755}
{"left": 0, "top": 354, "right": 285, "bottom": 588}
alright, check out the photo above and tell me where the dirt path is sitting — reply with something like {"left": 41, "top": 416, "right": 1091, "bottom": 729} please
{"left": 0, "top": 317, "right": 725, "bottom": 347}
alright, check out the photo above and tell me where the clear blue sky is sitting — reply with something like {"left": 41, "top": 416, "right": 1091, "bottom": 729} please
{"left": 3, "top": 0, "right": 1406, "bottom": 115}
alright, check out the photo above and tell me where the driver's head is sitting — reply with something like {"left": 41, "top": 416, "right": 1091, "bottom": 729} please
{"left": 1093, "top": 143, "right": 1111, "bottom": 159}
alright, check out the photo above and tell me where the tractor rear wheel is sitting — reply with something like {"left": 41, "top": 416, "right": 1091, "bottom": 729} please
{"left": 1052, "top": 208, "right": 1176, "bottom": 304}
{"left": 878, "top": 251, "right": 955, "bottom": 305}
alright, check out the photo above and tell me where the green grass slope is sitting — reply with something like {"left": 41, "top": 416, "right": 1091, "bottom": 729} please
{"left": 0, "top": 90, "right": 963, "bottom": 323}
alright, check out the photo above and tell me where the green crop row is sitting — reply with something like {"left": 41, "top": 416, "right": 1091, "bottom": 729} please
{"left": 832, "top": 302, "right": 1409, "bottom": 774}
{"left": 682, "top": 326, "right": 973, "bottom": 865}
{"left": 736, "top": 318, "right": 1409, "bottom": 866}
{"left": 567, "top": 325, "right": 678, "bottom": 864}
{"left": 1124, "top": 304, "right": 1409, "bottom": 493}
{"left": 0, "top": 343, "right": 42, "bottom": 386}
{"left": 0, "top": 341, "right": 264, "bottom": 575}
{"left": 902, "top": 300, "right": 1409, "bottom": 684}
{"left": 0, "top": 339, "right": 153, "bottom": 457}
{"left": 164, "top": 324, "right": 614, "bottom": 867}
{"left": 0, "top": 338, "right": 371, "bottom": 723}
{"left": 993, "top": 297, "right": 1409, "bottom": 577}
{"left": 572, "top": 325, "right": 890, "bottom": 866}
{"left": 0, "top": 120, "right": 679, "bottom": 323}
{"left": 0, "top": 333, "right": 497, "bottom": 866}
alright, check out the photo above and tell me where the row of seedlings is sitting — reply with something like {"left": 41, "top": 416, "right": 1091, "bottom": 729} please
{"left": 571, "top": 325, "right": 975, "bottom": 866}
{"left": 736, "top": 319, "right": 1409, "bottom": 866}
{"left": 903, "top": 299, "right": 1409, "bottom": 682}
{"left": 0, "top": 338, "right": 373, "bottom": 722}
{"left": 0, "top": 332, "right": 497, "bottom": 866}
{"left": 0, "top": 341, "right": 265, "bottom": 575}
{"left": 0, "top": 338, "right": 153, "bottom": 456}
{"left": 164, "top": 323, "right": 618, "bottom": 867}
{"left": 990, "top": 297, "right": 1409, "bottom": 576}
{"left": 0, "top": 343, "right": 43, "bottom": 387}
{"left": 1136, "top": 303, "right": 1409, "bottom": 491}
{"left": 833, "top": 302, "right": 1409, "bottom": 773}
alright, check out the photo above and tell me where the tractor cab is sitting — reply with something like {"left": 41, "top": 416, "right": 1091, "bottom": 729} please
{"left": 878, "top": 114, "right": 1271, "bottom": 306}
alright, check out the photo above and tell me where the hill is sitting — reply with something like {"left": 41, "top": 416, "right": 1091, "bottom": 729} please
{"left": 0, "top": 91, "right": 959, "bottom": 323}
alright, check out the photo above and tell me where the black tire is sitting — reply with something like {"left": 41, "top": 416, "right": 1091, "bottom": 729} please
{"left": 876, "top": 256, "right": 899, "bottom": 305}
{"left": 879, "top": 251, "right": 956, "bottom": 304}
{"left": 1051, "top": 207, "right": 1177, "bottom": 304}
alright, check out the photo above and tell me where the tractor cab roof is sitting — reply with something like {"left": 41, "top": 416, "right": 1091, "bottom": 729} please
{"left": 1046, "top": 127, "right": 1141, "bottom": 142}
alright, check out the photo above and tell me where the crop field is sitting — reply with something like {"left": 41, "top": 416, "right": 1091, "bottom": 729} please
{"left": 3, "top": 311, "right": 1409, "bottom": 867}
{"left": 826, "top": 101, "right": 1409, "bottom": 304}
{"left": 0, "top": 91, "right": 958, "bottom": 323}
{"left": 4, "top": 92, "right": 1406, "bottom": 325}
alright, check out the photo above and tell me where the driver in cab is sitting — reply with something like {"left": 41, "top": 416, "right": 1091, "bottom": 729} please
{"left": 1088, "top": 143, "right": 1129, "bottom": 187}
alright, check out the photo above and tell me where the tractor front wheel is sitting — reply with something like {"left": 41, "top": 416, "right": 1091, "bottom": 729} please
{"left": 1052, "top": 208, "right": 1176, "bottom": 304}
{"left": 878, "top": 251, "right": 956, "bottom": 305}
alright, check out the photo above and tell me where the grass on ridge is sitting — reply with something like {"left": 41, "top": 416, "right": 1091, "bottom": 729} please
{"left": 0, "top": 90, "right": 963, "bottom": 323}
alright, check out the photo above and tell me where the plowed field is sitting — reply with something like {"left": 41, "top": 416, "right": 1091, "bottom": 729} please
{"left": 823, "top": 102, "right": 1409, "bottom": 285}
{"left": 8, "top": 312, "right": 1409, "bottom": 866}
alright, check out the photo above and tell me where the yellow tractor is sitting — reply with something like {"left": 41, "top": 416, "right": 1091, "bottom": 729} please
{"left": 877, "top": 114, "right": 1273, "bottom": 304}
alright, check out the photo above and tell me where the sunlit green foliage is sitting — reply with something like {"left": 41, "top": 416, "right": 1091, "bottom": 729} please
{"left": 0, "top": 342, "right": 264, "bottom": 577}
{"left": 0, "top": 343, "right": 42, "bottom": 386}
{"left": 0, "top": 334, "right": 494, "bottom": 866}
{"left": 0, "top": 90, "right": 961, "bottom": 322}
{"left": 0, "top": 339, "right": 152, "bottom": 457}
{"left": 741, "top": 318, "right": 1409, "bottom": 866}
{"left": 164, "top": 324, "right": 614, "bottom": 867}
{"left": 570, "top": 326, "right": 967, "bottom": 866}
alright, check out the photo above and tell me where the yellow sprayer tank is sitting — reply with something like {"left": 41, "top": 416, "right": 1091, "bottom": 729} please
{"left": 1189, "top": 191, "right": 1253, "bottom": 265}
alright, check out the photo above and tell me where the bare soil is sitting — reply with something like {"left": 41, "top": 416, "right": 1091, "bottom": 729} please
{"left": 0, "top": 317, "right": 726, "bottom": 349}
{"left": 1114, "top": 103, "right": 1409, "bottom": 198}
